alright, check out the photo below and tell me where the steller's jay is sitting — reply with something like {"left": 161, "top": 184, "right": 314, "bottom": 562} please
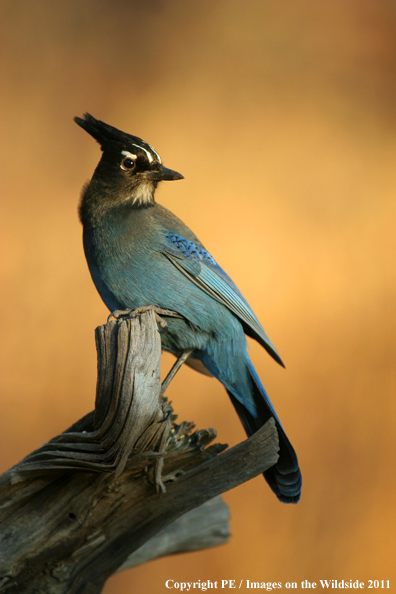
{"left": 75, "top": 113, "right": 302, "bottom": 503}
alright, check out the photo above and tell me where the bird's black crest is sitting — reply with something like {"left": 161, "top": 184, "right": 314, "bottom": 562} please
{"left": 74, "top": 113, "right": 161, "bottom": 162}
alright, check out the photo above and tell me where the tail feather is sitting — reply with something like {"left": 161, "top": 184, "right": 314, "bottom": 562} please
{"left": 227, "top": 358, "right": 302, "bottom": 503}
{"left": 196, "top": 346, "right": 302, "bottom": 503}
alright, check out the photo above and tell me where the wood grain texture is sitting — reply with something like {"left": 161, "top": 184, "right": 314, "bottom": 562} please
{"left": 117, "top": 496, "right": 231, "bottom": 571}
{"left": 0, "top": 311, "right": 279, "bottom": 594}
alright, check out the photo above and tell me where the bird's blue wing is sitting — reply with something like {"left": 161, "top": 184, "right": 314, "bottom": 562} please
{"left": 162, "top": 232, "right": 284, "bottom": 366}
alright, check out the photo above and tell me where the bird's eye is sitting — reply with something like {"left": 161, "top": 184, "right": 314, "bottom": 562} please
{"left": 121, "top": 157, "right": 136, "bottom": 170}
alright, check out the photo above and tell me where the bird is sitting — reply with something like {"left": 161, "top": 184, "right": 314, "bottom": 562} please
{"left": 74, "top": 113, "right": 302, "bottom": 503}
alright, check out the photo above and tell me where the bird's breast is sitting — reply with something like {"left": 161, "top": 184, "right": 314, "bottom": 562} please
{"left": 83, "top": 211, "right": 158, "bottom": 310}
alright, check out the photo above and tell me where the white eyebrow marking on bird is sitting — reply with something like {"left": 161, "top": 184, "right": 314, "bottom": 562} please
{"left": 131, "top": 143, "right": 154, "bottom": 163}
{"left": 147, "top": 144, "right": 161, "bottom": 164}
{"left": 121, "top": 150, "right": 138, "bottom": 159}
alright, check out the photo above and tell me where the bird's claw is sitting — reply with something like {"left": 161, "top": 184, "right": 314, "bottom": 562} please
{"left": 107, "top": 308, "right": 133, "bottom": 323}
{"left": 108, "top": 305, "right": 183, "bottom": 331}
{"left": 154, "top": 313, "right": 169, "bottom": 332}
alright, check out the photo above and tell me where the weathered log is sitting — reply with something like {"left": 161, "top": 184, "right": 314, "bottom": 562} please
{"left": 117, "top": 496, "right": 231, "bottom": 571}
{"left": 0, "top": 310, "right": 279, "bottom": 594}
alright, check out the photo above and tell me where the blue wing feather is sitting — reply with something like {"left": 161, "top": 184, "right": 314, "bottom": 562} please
{"left": 162, "top": 232, "right": 284, "bottom": 366}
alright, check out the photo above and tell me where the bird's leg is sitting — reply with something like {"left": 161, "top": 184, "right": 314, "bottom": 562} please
{"left": 161, "top": 349, "right": 194, "bottom": 396}
{"left": 108, "top": 305, "right": 183, "bottom": 331}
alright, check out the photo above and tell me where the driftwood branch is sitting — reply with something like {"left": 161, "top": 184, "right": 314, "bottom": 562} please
{"left": 0, "top": 310, "right": 279, "bottom": 594}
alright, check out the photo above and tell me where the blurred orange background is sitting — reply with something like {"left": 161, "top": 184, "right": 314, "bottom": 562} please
{"left": 0, "top": 1, "right": 395, "bottom": 591}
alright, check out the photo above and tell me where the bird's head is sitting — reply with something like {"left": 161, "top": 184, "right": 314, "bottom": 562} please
{"left": 75, "top": 113, "right": 183, "bottom": 208}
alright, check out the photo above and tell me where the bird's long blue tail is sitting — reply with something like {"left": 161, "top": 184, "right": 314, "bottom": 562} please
{"left": 227, "top": 357, "right": 302, "bottom": 503}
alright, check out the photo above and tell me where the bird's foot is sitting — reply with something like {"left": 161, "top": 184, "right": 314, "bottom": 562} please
{"left": 107, "top": 308, "right": 133, "bottom": 323}
{"left": 108, "top": 305, "right": 183, "bottom": 331}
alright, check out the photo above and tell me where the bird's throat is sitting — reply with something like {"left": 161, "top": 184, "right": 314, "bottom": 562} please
{"left": 130, "top": 181, "right": 156, "bottom": 206}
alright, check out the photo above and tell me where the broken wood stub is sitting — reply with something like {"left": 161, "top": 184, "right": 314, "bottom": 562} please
{"left": 0, "top": 311, "right": 280, "bottom": 594}
{"left": 93, "top": 313, "right": 171, "bottom": 476}
{"left": 13, "top": 311, "right": 172, "bottom": 478}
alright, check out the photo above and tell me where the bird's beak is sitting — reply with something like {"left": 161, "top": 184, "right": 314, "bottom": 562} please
{"left": 142, "top": 165, "right": 184, "bottom": 181}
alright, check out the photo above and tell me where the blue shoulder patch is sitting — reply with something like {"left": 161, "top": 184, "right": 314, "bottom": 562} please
{"left": 164, "top": 232, "right": 217, "bottom": 266}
